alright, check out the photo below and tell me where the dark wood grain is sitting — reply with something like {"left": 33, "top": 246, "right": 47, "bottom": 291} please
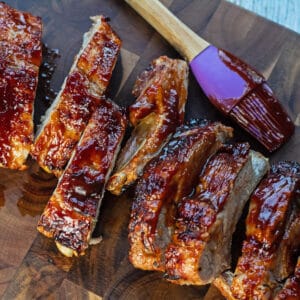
{"left": 55, "top": 279, "right": 102, "bottom": 300}
{"left": 0, "top": 0, "right": 299, "bottom": 299}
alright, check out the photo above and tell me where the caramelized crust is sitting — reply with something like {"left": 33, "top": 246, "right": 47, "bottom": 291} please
{"left": 31, "top": 16, "right": 121, "bottom": 176}
{"left": 0, "top": 2, "right": 42, "bottom": 170}
{"left": 77, "top": 17, "right": 121, "bottom": 91}
{"left": 32, "top": 71, "right": 102, "bottom": 174}
{"left": 273, "top": 211, "right": 300, "bottom": 282}
{"left": 0, "top": 2, "right": 42, "bottom": 66}
{"left": 38, "top": 199, "right": 92, "bottom": 253}
{"left": 128, "top": 121, "right": 233, "bottom": 271}
{"left": 37, "top": 98, "right": 126, "bottom": 256}
{"left": 165, "top": 144, "right": 268, "bottom": 285}
{"left": 213, "top": 272, "right": 237, "bottom": 300}
{"left": 275, "top": 258, "right": 300, "bottom": 300}
{"left": 107, "top": 56, "right": 188, "bottom": 195}
{"left": 231, "top": 161, "right": 300, "bottom": 300}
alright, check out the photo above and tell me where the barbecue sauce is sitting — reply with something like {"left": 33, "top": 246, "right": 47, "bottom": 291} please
{"left": 0, "top": 2, "right": 42, "bottom": 169}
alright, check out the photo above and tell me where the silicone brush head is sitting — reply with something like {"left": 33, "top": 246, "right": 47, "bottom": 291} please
{"left": 190, "top": 45, "right": 294, "bottom": 152}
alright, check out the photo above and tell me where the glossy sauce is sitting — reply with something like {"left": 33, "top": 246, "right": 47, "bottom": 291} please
{"left": 59, "top": 100, "right": 126, "bottom": 217}
{"left": 276, "top": 260, "right": 300, "bottom": 299}
{"left": 176, "top": 143, "right": 250, "bottom": 242}
{"left": 129, "top": 122, "right": 232, "bottom": 255}
{"left": 164, "top": 143, "right": 250, "bottom": 283}
{"left": 0, "top": 3, "right": 42, "bottom": 66}
{"left": 77, "top": 17, "right": 121, "bottom": 90}
{"left": 32, "top": 71, "right": 101, "bottom": 172}
{"left": 247, "top": 162, "right": 300, "bottom": 249}
{"left": 38, "top": 99, "right": 126, "bottom": 254}
{"left": 90, "top": 35, "right": 120, "bottom": 84}
{"left": 232, "top": 161, "right": 300, "bottom": 299}
{"left": 0, "top": 3, "right": 42, "bottom": 168}
{"left": 230, "top": 83, "right": 295, "bottom": 152}
{"left": 190, "top": 45, "right": 263, "bottom": 114}
{"left": 108, "top": 57, "right": 188, "bottom": 196}
{"left": 31, "top": 17, "right": 121, "bottom": 175}
{"left": 276, "top": 277, "right": 300, "bottom": 299}
{"left": 129, "top": 57, "right": 187, "bottom": 126}
{"left": 61, "top": 71, "right": 100, "bottom": 126}
{"left": 39, "top": 199, "right": 92, "bottom": 252}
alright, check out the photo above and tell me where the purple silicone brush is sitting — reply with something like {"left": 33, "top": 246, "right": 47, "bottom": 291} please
{"left": 125, "top": 0, "right": 295, "bottom": 152}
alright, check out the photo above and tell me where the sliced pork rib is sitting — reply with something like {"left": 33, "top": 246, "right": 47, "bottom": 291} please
{"left": 165, "top": 143, "right": 269, "bottom": 285}
{"left": 128, "top": 120, "right": 233, "bottom": 271}
{"left": 0, "top": 2, "right": 42, "bottom": 170}
{"left": 31, "top": 16, "right": 121, "bottom": 176}
{"left": 107, "top": 56, "right": 188, "bottom": 195}
{"left": 37, "top": 98, "right": 126, "bottom": 257}
{"left": 230, "top": 161, "right": 300, "bottom": 299}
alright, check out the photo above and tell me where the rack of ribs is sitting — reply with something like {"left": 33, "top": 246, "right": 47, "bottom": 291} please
{"left": 214, "top": 161, "right": 300, "bottom": 300}
{"left": 164, "top": 143, "right": 269, "bottom": 285}
{"left": 0, "top": 2, "right": 42, "bottom": 170}
{"left": 31, "top": 16, "right": 121, "bottom": 176}
{"left": 37, "top": 98, "right": 126, "bottom": 257}
{"left": 128, "top": 120, "right": 233, "bottom": 271}
{"left": 107, "top": 56, "right": 188, "bottom": 195}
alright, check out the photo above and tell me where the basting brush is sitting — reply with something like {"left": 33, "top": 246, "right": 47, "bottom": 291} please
{"left": 124, "top": 0, "right": 295, "bottom": 152}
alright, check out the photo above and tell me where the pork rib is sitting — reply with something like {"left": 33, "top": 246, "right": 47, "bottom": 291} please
{"left": 37, "top": 98, "right": 126, "bottom": 257}
{"left": 31, "top": 16, "right": 121, "bottom": 176}
{"left": 0, "top": 2, "right": 42, "bottom": 170}
{"left": 214, "top": 218, "right": 300, "bottom": 300}
{"left": 128, "top": 120, "right": 233, "bottom": 271}
{"left": 165, "top": 143, "right": 269, "bottom": 285}
{"left": 107, "top": 56, "right": 188, "bottom": 195}
{"left": 231, "top": 161, "right": 300, "bottom": 299}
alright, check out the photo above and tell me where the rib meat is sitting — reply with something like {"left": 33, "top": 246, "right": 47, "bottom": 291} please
{"left": 275, "top": 257, "right": 300, "bottom": 300}
{"left": 165, "top": 143, "right": 269, "bottom": 285}
{"left": 0, "top": 2, "right": 42, "bottom": 170}
{"left": 231, "top": 161, "right": 300, "bottom": 299}
{"left": 128, "top": 120, "right": 233, "bottom": 271}
{"left": 273, "top": 209, "right": 300, "bottom": 282}
{"left": 37, "top": 98, "right": 126, "bottom": 257}
{"left": 107, "top": 56, "right": 188, "bottom": 195}
{"left": 31, "top": 16, "right": 121, "bottom": 176}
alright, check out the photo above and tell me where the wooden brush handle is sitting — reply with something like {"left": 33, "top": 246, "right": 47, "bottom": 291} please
{"left": 125, "top": 0, "right": 210, "bottom": 61}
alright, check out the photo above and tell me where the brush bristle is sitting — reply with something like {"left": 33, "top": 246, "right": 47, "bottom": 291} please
{"left": 229, "top": 83, "right": 295, "bottom": 152}
{"left": 190, "top": 46, "right": 294, "bottom": 151}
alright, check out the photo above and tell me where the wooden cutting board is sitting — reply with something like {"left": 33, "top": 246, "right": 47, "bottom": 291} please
{"left": 1, "top": 0, "right": 299, "bottom": 299}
